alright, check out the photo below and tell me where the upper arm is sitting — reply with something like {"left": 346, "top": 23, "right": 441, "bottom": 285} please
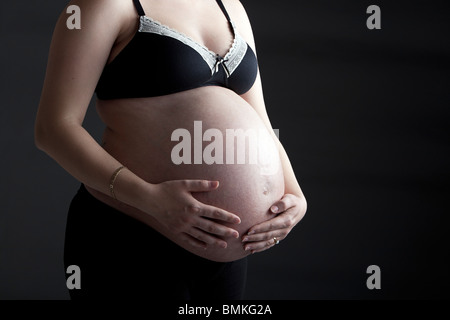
{"left": 36, "top": 0, "right": 132, "bottom": 128}
{"left": 224, "top": 0, "right": 275, "bottom": 133}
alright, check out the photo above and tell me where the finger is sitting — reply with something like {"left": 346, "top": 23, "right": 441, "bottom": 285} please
{"left": 247, "top": 212, "right": 294, "bottom": 235}
{"left": 183, "top": 180, "right": 220, "bottom": 192}
{"left": 200, "top": 205, "right": 241, "bottom": 224}
{"left": 179, "top": 233, "right": 207, "bottom": 250}
{"left": 270, "top": 194, "right": 294, "bottom": 214}
{"left": 186, "top": 228, "right": 228, "bottom": 249}
{"left": 244, "top": 238, "right": 277, "bottom": 253}
{"left": 242, "top": 230, "right": 287, "bottom": 243}
{"left": 195, "top": 218, "right": 240, "bottom": 239}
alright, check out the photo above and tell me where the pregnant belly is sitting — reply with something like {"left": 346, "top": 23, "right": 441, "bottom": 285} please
{"left": 95, "top": 87, "right": 285, "bottom": 262}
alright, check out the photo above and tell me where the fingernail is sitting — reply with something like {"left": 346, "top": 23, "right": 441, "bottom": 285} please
{"left": 271, "top": 206, "right": 279, "bottom": 213}
{"left": 245, "top": 246, "right": 252, "bottom": 251}
{"left": 242, "top": 237, "right": 249, "bottom": 242}
{"left": 221, "top": 242, "right": 227, "bottom": 249}
{"left": 248, "top": 230, "right": 255, "bottom": 235}
{"left": 234, "top": 232, "right": 239, "bottom": 239}
{"left": 210, "top": 181, "right": 219, "bottom": 188}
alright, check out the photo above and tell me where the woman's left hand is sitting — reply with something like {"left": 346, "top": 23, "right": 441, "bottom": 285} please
{"left": 242, "top": 194, "right": 307, "bottom": 254}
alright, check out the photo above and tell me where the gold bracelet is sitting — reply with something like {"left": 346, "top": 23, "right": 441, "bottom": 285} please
{"left": 109, "top": 166, "right": 126, "bottom": 200}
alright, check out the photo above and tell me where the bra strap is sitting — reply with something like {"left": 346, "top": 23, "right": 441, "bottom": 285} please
{"left": 133, "top": 0, "right": 146, "bottom": 16}
{"left": 215, "top": 0, "right": 232, "bottom": 23}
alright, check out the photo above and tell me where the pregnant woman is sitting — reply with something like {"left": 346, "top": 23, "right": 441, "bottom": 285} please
{"left": 35, "top": 0, "right": 307, "bottom": 300}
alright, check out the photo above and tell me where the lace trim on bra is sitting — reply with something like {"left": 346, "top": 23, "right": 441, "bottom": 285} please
{"left": 139, "top": 16, "right": 248, "bottom": 77}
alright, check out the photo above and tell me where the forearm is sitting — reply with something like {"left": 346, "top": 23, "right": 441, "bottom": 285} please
{"left": 35, "top": 120, "right": 155, "bottom": 214}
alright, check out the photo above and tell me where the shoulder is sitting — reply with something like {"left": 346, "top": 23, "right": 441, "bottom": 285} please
{"left": 65, "top": 0, "right": 137, "bottom": 14}
{"left": 64, "top": 0, "right": 134, "bottom": 16}
{"left": 62, "top": 0, "right": 138, "bottom": 35}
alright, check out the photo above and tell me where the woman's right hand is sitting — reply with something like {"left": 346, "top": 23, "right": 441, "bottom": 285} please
{"left": 148, "top": 180, "right": 241, "bottom": 250}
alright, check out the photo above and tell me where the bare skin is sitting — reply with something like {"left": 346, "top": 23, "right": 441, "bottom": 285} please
{"left": 35, "top": 0, "right": 307, "bottom": 262}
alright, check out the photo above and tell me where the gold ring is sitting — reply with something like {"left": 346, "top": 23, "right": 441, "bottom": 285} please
{"left": 274, "top": 237, "right": 280, "bottom": 245}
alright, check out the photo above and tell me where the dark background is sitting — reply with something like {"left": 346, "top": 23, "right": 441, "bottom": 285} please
{"left": 1, "top": 0, "right": 449, "bottom": 300}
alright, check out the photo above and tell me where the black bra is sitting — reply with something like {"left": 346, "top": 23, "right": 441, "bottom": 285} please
{"left": 95, "top": 0, "right": 258, "bottom": 100}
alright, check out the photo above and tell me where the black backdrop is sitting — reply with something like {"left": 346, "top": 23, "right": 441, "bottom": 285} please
{"left": 0, "top": 0, "right": 449, "bottom": 300}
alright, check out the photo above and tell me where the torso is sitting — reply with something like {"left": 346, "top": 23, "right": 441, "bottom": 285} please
{"left": 86, "top": 0, "right": 285, "bottom": 262}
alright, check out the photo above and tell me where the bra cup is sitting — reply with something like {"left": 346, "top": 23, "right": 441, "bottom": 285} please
{"left": 226, "top": 47, "right": 258, "bottom": 95}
